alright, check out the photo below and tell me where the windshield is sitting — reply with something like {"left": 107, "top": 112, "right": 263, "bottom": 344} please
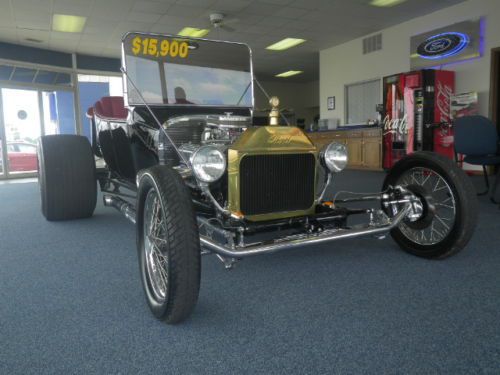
{"left": 122, "top": 32, "right": 253, "bottom": 108}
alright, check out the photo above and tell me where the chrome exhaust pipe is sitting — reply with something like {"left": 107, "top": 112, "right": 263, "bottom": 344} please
{"left": 200, "top": 204, "right": 412, "bottom": 258}
{"left": 103, "top": 195, "right": 136, "bottom": 224}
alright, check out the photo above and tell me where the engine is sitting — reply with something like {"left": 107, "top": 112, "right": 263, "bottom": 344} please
{"left": 158, "top": 114, "right": 250, "bottom": 165}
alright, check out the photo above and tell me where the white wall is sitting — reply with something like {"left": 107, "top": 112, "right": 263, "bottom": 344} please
{"left": 256, "top": 80, "right": 319, "bottom": 125}
{"left": 320, "top": 0, "right": 500, "bottom": 123}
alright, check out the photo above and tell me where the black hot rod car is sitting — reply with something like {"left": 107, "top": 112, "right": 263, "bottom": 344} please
{"left": 37, "top": 32, "right": 477, "bottom": 324}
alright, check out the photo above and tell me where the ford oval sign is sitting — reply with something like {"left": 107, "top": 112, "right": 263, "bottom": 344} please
{"left": 411, "top": 19, "right": 482, "bottom": 69}
{"left": 417, "top": 32, "right": 469, "bottom": 60}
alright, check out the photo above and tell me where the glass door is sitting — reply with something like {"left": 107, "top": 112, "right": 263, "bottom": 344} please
{"left": 0, "top": 88, "right": 41, "bottom": 177}
{"left": 0, "top": 134, "right": 5, "bottom": 178}
{"left": 41, "top": 90, "right": 76, "bottom": 136}
{"left": 0, "top": 64, "right": 77, "bottom": 179}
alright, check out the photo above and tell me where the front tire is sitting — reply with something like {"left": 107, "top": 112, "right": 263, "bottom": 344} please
{"left": 383, "top": 152, "right": 478, "bottom": 259}
{"left": 136, "top": 166, "right": 201, "bottom": 324}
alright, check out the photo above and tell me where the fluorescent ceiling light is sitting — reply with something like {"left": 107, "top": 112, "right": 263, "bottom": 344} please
{"left": 370, "top": 0, "right": 407, "bottom": 7}
{"left": 275, "top": 70, "right": 303, "bottom": 78}
{"left": 266, "top": 38, "right": 306, "bottom": 51}
{"left": 178, "top": 27, "right": 210, "bottom": 38}
{"left": 52, "top": 14, "right": 86, "bottom": 33}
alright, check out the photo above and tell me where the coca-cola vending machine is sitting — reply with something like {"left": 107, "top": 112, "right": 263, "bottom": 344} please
{"left": 382, "top": 69, "right": 455, "bottom": 169}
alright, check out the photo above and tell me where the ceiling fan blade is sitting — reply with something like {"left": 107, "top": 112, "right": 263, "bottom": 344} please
{"left": 223, "top": 17, "right": 240, "bottom": 25}
{"left": 220, "top": 24, "right": 235, "bottom": 32}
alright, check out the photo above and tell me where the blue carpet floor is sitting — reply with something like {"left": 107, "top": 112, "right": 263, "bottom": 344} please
{"left": 0, "top": 171, "right": 499, "bottom": 374}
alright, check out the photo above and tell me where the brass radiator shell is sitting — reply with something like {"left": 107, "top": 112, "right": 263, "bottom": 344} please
{"left": 227, "top": 126, "right": 318, "bottom": 221}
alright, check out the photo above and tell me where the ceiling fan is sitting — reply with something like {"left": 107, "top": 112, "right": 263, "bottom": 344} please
{"left": 208, "top": 13, "right": 238, "bottom": 32}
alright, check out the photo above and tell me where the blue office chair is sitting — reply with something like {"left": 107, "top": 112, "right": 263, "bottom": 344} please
{"left": 453, "top": 115, "right": 500, "bottom": 203}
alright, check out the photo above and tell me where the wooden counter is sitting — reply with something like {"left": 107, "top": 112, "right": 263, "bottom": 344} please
{"left": 307, "top": 128, "right": 383, "bottom": 171}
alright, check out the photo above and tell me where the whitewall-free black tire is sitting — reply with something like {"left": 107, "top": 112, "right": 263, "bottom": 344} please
{"left": 37, "top": 135, "right": 97, "bottom": 221}
{"left": 136, "top": 166, "right": 201, "bottom": 324}
{"left": 383, "top": 152, "right": 478, "bottom": 259}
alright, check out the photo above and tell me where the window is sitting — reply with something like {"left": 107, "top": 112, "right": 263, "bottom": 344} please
{"left": 345, "top": 79, "right": 380, "bottom": 125}
{"left": 0, "top": 65, "right": 73, "bottom": 86}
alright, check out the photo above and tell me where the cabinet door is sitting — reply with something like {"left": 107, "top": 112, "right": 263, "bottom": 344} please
{"left": 347, "top": 138, "right": 363, "bottom": 167}
{"left": 363, "top": 139, "right": 382, "bottom": 169}
{"left": 308, "top": 133, "right": 330, "bottom": 150}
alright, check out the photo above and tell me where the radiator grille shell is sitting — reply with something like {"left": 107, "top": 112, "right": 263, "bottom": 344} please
{"left": 239, "top": 153, "right": 316, "bottom": 216}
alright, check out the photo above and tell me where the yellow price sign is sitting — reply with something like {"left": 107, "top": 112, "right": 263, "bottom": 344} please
{"left": 130, "top": 36, "right": 189, "bottom": 59}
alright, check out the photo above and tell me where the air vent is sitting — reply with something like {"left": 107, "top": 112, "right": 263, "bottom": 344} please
{"left": 363, "top": 33, "right": 382, "bottom": 54}
{"left": 25, "top": 38, "right": 43, "bottom": 43}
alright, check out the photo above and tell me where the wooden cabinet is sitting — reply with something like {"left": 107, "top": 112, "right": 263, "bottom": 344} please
{"left": 347, "top": 138, "right": 363, "bottom": 167}
{"left": 307, "top": 128, "right": 382, "bottom": 171}
{"left": 362, "top": 138, "right": 382, "bottom": 169}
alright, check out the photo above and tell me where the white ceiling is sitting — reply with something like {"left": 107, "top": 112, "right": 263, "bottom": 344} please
{"left": 0, "top": 0, "right": 466, "bottom": 82}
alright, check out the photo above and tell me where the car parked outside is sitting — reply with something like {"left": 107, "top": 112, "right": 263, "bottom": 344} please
{"left": 3, "top": 142, "right": 38, "bottom": 172}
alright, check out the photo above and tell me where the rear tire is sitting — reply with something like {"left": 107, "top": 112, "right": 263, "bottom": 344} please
{"left": 382, "top": 152, "right": 477, "bottom": 259}
{"left": 136, "top": 166, "right": 201, "bottom": 324}
{"left": 37, "top": 135, "right": 97, "bottom": 221}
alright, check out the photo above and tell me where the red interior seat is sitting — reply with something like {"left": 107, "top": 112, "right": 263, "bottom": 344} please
{"left": 93, "top": 96, "right": 127, "bottom": 120}
{"left": 86, "top": 107, "right": 94, "bottom": 118}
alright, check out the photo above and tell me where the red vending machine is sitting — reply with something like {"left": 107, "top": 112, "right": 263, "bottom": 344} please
{"left": 382, "top": 69, "right": 455, "bottom": 169}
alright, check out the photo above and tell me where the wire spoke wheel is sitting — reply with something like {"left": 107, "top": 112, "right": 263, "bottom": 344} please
{"left": 137, "top": 166, "right": 201, "bottom": 324}
{"left": 396, "top": 167, "right": 456, "bottom": 246}
{"left": 143, "top": 189, "right": 169, "bottom": 302}
{"left": 382, "top": 152, "right": 477, "bottom": 259}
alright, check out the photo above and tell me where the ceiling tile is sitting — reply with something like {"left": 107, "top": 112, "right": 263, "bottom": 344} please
{"left": 274, "top": 6, "right": 309, "bottom": 19}
{"left": 113, "top": 21, "right": 153, "bottom": 35}
{"left": 149, "top": 23, "right": 183, "bottom": 34}
{"left": 157, "top": 14, "right": 191, "bottom": 25}
{"left": 14, "top": 11, "right": 51, "bottom": 23}
{"left": 177, "top": 0, "right": 217, "bottom": 7}
{"left": 255, "top": 16, "right": 293, "bottom": 28}
{"left": 209, "top": 0, "right": 251, "bottom": 13}
{"left": 288, "top": 0, "right": 323, "bottom": 10}
{"left": 165, "top": 4, "right": 206, "bottom": 18}
{"left": 12, "top": 0, "right": 51, "bottom": 14}
{"left": 50, "top": 31, "right": 82, "bottom": 41}
{"left": 90, "top": 1, "right": 133, "bottom": 20}
{"left": 0, "top": 14, "right": 14, "bottom": 28}
{"left": 126, "top": 11, "right": 162, "bottom": 23}
{"left": 52, "top": 2, "right": 92, "bottom": 16}
{"left": 258, "top": 0, "right": 294, "bottom": 5}
{"left": 132, "top": 1, "right": 174, "bottom": 14}
{"left": 17, "top": 29, "right": 50, "bottom": 40}
{"left": 83, "top": 25, "right": 117, "bottom": 36}
{"left": 241, "top": 2, "right": 281, "bottom": 15}
{"left": 232, "top": 14, "right": 263, "bottom": 26}
{"left": 243, "top": 24, "right": 276, "bottom": 35}
{"left": 16, "top": 19, "right": 51, "bottom": 31}
{"left": 283, "top": 19, "right": 312, "bottom": 31}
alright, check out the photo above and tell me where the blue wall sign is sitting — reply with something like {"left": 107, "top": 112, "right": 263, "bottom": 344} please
{"left": 417, "top": 32, "right": 469, "bottom": 60}
{"left": 410, "top": 18, "right": 482, "bottom": 70}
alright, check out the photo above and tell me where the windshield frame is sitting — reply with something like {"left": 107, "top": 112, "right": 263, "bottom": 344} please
{"left": 121, "top": 31, "right": 254, "bottom": 109}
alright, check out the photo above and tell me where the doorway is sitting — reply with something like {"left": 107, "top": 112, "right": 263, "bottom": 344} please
{"left": 0, "top": 88, "right": 41, "bottom": 178}
{"left": 489, "top": 47, "right": 500, "bottom": 134}
{"left": 0, "top": 87, "right": 76, "bottom": 179}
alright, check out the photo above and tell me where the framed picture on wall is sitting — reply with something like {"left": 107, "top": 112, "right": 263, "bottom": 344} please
{"left": 327, "top": 96, "right": 335, "bottom": 110}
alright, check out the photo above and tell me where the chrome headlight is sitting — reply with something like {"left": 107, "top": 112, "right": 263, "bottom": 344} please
{"left": 191, "top": 145, "right": 226, "bottom": 183}
{"left": 322, "top": 142, "right": 348, "bottom": 173}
